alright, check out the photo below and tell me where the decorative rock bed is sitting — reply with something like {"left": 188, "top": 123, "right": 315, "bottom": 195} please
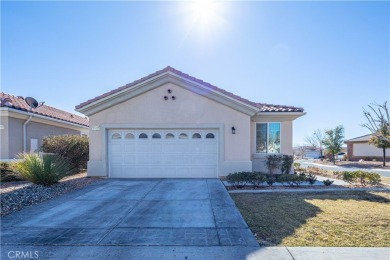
{"left": 0, "top": 173, "right": 102, "bottom": 216}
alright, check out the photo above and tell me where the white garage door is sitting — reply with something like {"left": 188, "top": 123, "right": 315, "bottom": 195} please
{"left": 108, "top": 129, "right": 218, "bottom": 178}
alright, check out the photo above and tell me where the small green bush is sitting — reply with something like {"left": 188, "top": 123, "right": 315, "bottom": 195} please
{"left": 12, "top": 153, "right": 74, "bottom": 186}
{"left": 367, "top": 173, "right": 381, "bottom": 185}
{"left": 266, "top": 178, "right": 275, "bottom": 186}
{"left": 249, "top": 172, "right": 267, "bottom": 187}
{"left": 277, "top": 174, "right": 293, "bottom": 187}
{"left": 281, "top": 155, "right": 294, "bottom": 174}
{"left": 293, "top": 162, "right": 301, "bottom": 169}
{"left": 323, "top": 179, "right": 334, "bottom": 186}
{"left": 306, "top": 173, "right": 317, "bottom": 185}
{"left": 342, "top": 170, "right": 381, "bottom": 186}
{"left": 342, "top": 171, "right": 357, "bottom": 184}
{"left": 226, "top": 172, "right": 252, "bottom": 187}
{"left": 41, "top": 135, "right": 89, "bottom": 172}
{"left": 265, "top": 154, "right": 282, "bottom": 175}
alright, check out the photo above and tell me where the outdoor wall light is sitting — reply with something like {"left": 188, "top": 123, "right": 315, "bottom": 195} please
{"left": 164, "top": 96, "right": 168, "bottom": 100}
{"left": 172, "top": 96, "right": 176, "bottom": 100}
{"left": 168, "top": 89, "right": 172, "bottom": 93}
{"left": 232, "top": 127, "right": 236, "bottom": 134}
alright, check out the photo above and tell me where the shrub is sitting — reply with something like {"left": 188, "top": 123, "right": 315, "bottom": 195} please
{"left": 266, "top": 178, "right": 275, "bottom": 186}
{"left": 249, "top": 172, "right": 267, "bottom": 187}
{"left": 277, "top": 174, "right": 293, "bottom": 187}
{"left": 306, "top": 173, "right": 317, "bottom": 185}
{"left": 265, "top": 155, "right": 282, "bottom": 174}
{"left": 323, "top": 179, "right": 334, "bottom": 186}
{"left": 12, "top": 153, "right": 74, "bottom": 186}
{"left": 226, "top": 172, "right": 252, "bottom": 187}
{"left": 0, "top": 162, "right": 23, "bottom": 182}
{"left": 342, "top": 171, "right": 357, "bottom": 184}
{"left": 367, "top": 173, "right": 381, "bottom": 185}
{"left": 281, "top": 155, "right": 294, "bottom": 174}
{"left": 41, "top": 135, "right": 89, "bottom": 172}
{"left": 293, "top": 162, "right": 301, "bottom": 169}
{"left": 342, "top": 170, "right": 381, "bottom": 186}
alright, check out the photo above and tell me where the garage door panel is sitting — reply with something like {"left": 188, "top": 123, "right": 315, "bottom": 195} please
{"left": 124, "top": 144, "right": 136, "bottom": 152}
{"left": 137, "top": 143, "right": 150, "bottom": 153}
{"left": 109, "top": 129, "right": 218, "bottom": 178}
{"left": 110, "top": 143, "right": 123, "bottom": 153}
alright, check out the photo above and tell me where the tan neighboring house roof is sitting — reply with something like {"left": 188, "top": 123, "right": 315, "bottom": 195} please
{"left": 345, "top": 134, "right": 372, "bottom": 143}
{"left": 76, "top": 66, "right": 304, "bottom": 114}
{"left": 1, "top": 92, "right": 89, "bottom": 127}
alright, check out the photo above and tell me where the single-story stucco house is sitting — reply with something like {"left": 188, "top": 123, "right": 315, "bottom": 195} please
{"left": 345, "top": 134, "right": 390, "bottom": 161}
{"left": 0, "top": 92, "right": 89, "bottom": 161}
{"left": 76, "top": 67, "right": 305, "bottom": 178}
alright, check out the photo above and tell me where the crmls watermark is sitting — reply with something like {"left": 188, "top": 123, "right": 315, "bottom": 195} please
{"left": 7, "top": 251, "right": 39, "bottom": 259}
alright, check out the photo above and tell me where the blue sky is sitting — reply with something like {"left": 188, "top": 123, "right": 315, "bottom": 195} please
{"left": 2, "top": 1, "right": 389, "bottom": 145}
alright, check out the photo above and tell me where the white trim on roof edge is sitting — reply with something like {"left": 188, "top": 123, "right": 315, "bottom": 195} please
{"left": 0, "top": 107, "right": 89, "bottom": 129}
{"left": 76, "top": 72, "right": 260, "bottom": 116}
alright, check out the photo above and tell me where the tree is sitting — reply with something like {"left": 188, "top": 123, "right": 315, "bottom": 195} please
{"left": 362, "top": 102, "right": 390, "bottom": 166}
{"left": 305, "top": 129, "right": 325, "bottom": 157}
{"left": 322, "top": 125, "right": 345, "bottom": 164}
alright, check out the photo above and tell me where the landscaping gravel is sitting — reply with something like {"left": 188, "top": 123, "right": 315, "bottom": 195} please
{"left": 0, "top": 173, "right": 102, "bottom": 216}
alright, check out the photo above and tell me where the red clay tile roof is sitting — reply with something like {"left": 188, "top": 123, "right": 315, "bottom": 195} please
{"left": 76, "top": 66, "right": 304, "bottom": 113}
{"left": 1, "top": 92, "right": 89, "bottom": 127}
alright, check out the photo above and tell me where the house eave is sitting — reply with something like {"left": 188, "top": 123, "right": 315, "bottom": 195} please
{"left": 252, "top": 112, "right": 306, "bottom": 122}
{"left": 76, "top": 72, "right": 259, "bottom": 117}
{"left": 0, "top": 107, "right": 89, "bottom": 130}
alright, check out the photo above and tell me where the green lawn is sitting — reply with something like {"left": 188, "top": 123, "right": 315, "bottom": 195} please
{"left": 231, "top": 191, "right": 390, "bottom": 247}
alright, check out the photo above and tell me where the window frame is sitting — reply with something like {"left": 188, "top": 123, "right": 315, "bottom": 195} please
{"left": 255, "top": 122, "right": 281, "bottom": 154}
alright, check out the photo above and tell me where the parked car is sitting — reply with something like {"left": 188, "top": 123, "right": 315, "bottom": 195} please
{"left": 336, "top": 152, "right": 346, "bottom": 160}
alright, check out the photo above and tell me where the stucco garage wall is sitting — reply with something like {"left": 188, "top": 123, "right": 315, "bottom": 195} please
{"left": 88, "top": 82, "right": 252, "bottom": 177}
{"left": 353, "top": 143, "right": 390, "bottom": 157}
{"left": 2, "top": 117, "right": 81, "bottom": 159}
{"left": 7, "top": 117, "right": 24, "bottom": 159}
{"left": 26, "top": 121, "right": 80, "bottom": 153}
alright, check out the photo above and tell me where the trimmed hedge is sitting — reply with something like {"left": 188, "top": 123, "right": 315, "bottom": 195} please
{"left": 226, "top": 172, "right": 315, "bottom": 188}
{"left": 342, "top": 170, "right": 381, "bottom": 186}
{"left": 41, "top": 135, "right": 89, "bottom": 172}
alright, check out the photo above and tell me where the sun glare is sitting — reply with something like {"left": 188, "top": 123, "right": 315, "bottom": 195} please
{"left": 189, "top": 0, "right": 223, "bottom": 30}
{"left": 192, "top": 0, "right": 218, "bottom": 25}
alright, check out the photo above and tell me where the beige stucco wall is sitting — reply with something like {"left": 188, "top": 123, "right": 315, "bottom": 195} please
{"left": 354, "top": 143, "right": 390, "bottom": 157}
{"left": 0, "top": 116, "right": 9, "bottom": 159}
{"left": 88, "top": 82, "right": 253, "bottom": 176}
{"left": 1, "top": 114, "right": 83, "bottom": 160}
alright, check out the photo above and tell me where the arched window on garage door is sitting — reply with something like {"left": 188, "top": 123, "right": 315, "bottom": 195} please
{"left": 192, "top": 133, "right": 201, "bottom": 139}
{"left": 206, "top": 133, "right": 215, "bottom": 139}
{"left": 139, "top": 133, "right": 148, "bottom": 139}
{"left": 152, "top": 133, "right": 162, "bottom": 139}
{"left": 112, "top": 133, "right": 122, "bottom": 139}
{"left": 165, "top": 133, "right": 175, "bottom": 139}
{"left": 125, "top": 133, "right": 135, "bottom": 139}
{"left": 179, "top": 133, "right": 188, "bottom": 139}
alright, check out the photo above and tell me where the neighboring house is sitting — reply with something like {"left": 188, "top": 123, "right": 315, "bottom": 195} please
{"left": 345, "top": 134, "right": 390, "bottom": 161}
{"left": 303, "top": 148, "right": 321, "bottom": 159}
{"left": 76, "top": 66, "right": 305, "bottom": 178}
{"left": 0, "top": 92, "right": 89, "bottom": 161}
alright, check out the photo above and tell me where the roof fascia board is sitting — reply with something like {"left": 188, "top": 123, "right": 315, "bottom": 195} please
{"left": 251, "top": 112, "right": 306, "bottom": 122}
{"left": 0, "top": 107, "right": 88, "bottom": 130}
{"left": 77, "top": 72, "right": 259, "bottom": 116}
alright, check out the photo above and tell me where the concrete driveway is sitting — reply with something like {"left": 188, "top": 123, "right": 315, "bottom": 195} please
{"left": 1, "top": 179, "right": 259, "bottom": 259}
